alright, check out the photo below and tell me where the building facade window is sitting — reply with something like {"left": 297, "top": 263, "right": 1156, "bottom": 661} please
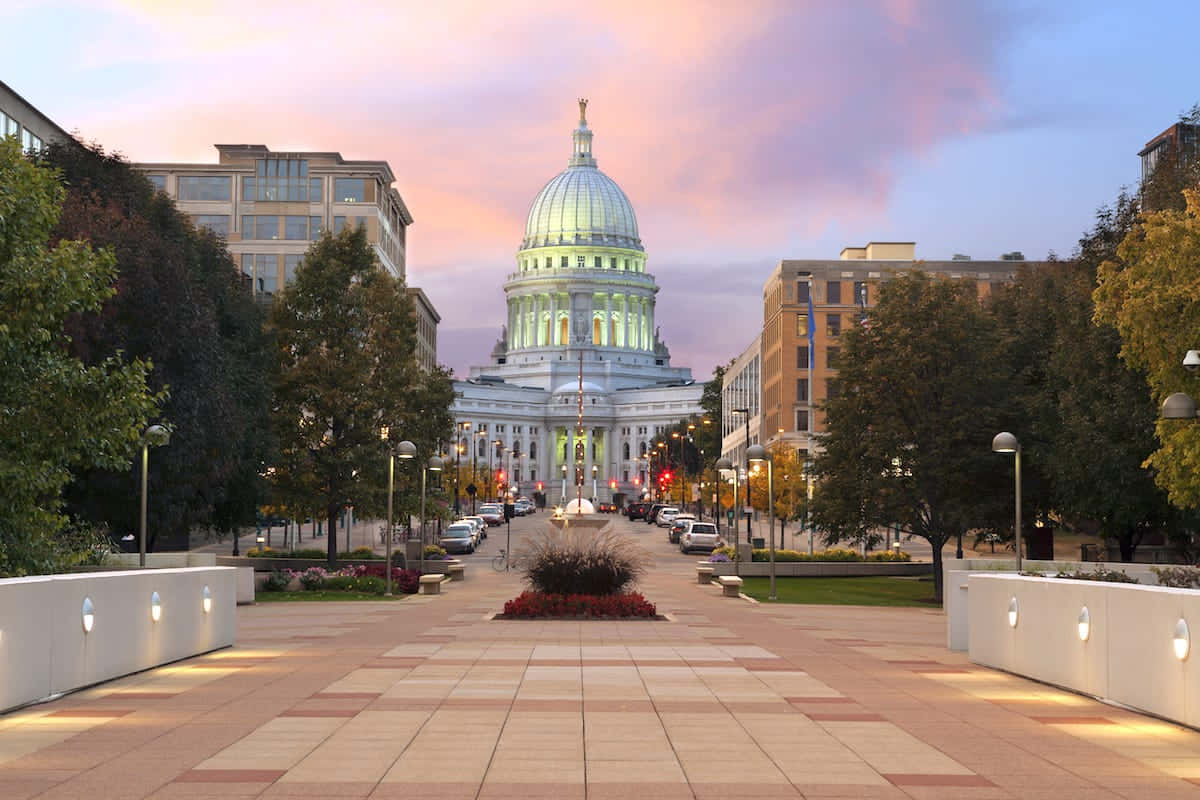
{"left": 310, "top": 216, "right": 323, "bottom": 240}
{"left": 594, "top": 256, "right": 602, "bottom": 268}
{"left": 826, "top": 379, "right": 840, "bottom": 399}
{"left": 178, "top": 176, "right": 231, "bottom": 202}
{"left": 334, "top": 177, "right": 366, "bottom": 203}
{"left": 561, "top": 256, "right": 568, "bottom": 268}
{"left": 256, "top": 158, "right": 309, "bottom": 201}
{"left": 826, "top": 346, "right": 840, "bottom": 369}
{"left": 332, "top": 216, "right": 368, "bottom": 234}
{"left": 242, "top": 176, "right": 255, "bottom": 201}
{"left": 147, "top": 175, "right": 166, "bottom": 192}
{"left": 191, "top": 215, "right": 230, "bottom": 236}
{"left": 610, "top": 257, "right": 617, "bottom": 268}
{"left": 826, "top": 280, "right": 842, "bottom": 304}
{"left": 309, "top": 177, "right": 322, "bottom": 201}
{"left": 796, "top": 409, "right": 809, "bottom": 430}
{"left": 284, "top": 254, "right": 303, "bottom": 283}
{"left": 284, "top": 215, "right": 309, "bottom": 240}
{"left": 796, "top": 313, "right": 808, "bottom": 337}
{"left": 241, "top": 215, "right": 279, "bottom": 240}
{"left": 826, "top": 313, "right": 841, "bottom": 337}
{"left": 577, "top": 255, "right": 585, "bottom": 267}
{"left": 796, "top": 378, "right": 808, "bottom": 402}
{"left": 796, "top": 280, "right": 810, "bottom": 303}
{"left": 242, "top": 253, "right": 279, "bottom": 296}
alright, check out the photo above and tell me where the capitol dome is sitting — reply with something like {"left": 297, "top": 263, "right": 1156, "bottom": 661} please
{"left": 521, "top": 100, "right": 642, "bottom": 251}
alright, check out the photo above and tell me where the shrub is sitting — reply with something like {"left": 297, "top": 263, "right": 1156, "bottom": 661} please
{"left": 358, "top": 564, "right": 423, "bottom": 593}
{"left": 291, "top": 548, "right": 328, "bottom": 559}
{"left": 343, "top": 547, "right": 382, "bottom": 560}
{"left": 740, "top": 548, "right": 911, "bottom": 563}
{"left": 390, "top": 550, "right": 407, "bottom": 567}
{"left": 1152, "top": 566, "right": 1200, "bottom": 589}
{"left": 356, "top": 576, "right": 386, "bottom": 594}
{"left": 503, "top": 591, "right": 657, "bottom": 618}
{"left": 1054, "top": 566, "right": 1139, "bottom": 584}
{"left": 324, "top": 575, "right": 357, "bottom": 591}
{"left": 262, "top": 569, "right": 294, "bottom": 591}
{"left": 521, "top": 528, "right": 649, "bottom": 595}
{"left": 424, "top": 545, "right": 447, "bottom": 560}
{"left": 866, "top": 550, "right": 912, "bottom": 562}
{"left": 299, "top": 566, "right": 328, "bottom": 590}
{"left": 708, "top": 552, "right": 731, "bottom": 562}
{"left": 246, "top": 547, "right": 276, "bottom": 558}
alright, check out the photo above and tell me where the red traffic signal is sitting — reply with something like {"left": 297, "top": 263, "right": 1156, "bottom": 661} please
{"left": 497, "top": 470, "right": 505, "bottom": 482}
{"left": 536, "top": 481, "right": 543, "bottom": 491}
{"left": 609, "top": 479, "right": 617, "bottom": 489}
{"left": 661, "top": 471, "right": 672, "bottom": 482}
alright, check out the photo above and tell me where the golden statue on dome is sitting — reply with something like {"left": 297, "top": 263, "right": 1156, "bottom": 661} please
{"left": 578, "top": 98, "right": 588, "bottom": 122}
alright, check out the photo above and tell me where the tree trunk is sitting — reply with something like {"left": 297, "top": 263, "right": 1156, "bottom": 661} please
{"left": 326, "top": 501, "right": 340, "bottom": 567}
{"left": 1117, "top": 529, "right": 1138, "bottom": 562}
{"left": 931, "top": 541, "right": 944, "bottom": 604}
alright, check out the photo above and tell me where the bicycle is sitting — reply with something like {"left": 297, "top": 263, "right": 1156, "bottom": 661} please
{"left": 492, "top": 549, "right": 510, "bottom": 572}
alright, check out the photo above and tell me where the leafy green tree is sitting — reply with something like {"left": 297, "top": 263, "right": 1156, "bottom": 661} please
{"left": 0, "top": 138, "right": 162, "bottom": 575}
{"left": 41, "top": 141, "right": 272, "bottom": 550}
{"left": 811, "top": 272, "right": 1008, "bottom": 602}
{"left": 1095, "top": 189, "right": 1200, "bottom": 509}
{"left": 269, "top": 225, "right": 454, "bottom": 566}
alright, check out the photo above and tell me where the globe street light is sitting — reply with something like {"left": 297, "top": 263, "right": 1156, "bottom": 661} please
{"left": 716, "top": 456, "right": 741, "bottom": 579}
{"left": 139, "top": 424, "right": 170, "bottom": 567}
{"left": 732, "top": 407, "right": 752, "bottom": 544}
{"left": 420, "top": 455, "right": 443, "bottom": 574}
{"left": 382, "top": 428, "right": 416, "bottom": 596}
{"left": 991, "top": 432, "right": 1022, "bottom": 572}
{"left": 747, "top": 444, "right": 776, "bottom": 601}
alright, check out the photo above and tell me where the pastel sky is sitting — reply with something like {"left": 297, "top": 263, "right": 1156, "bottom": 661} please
{"left": 3, "top": 0, "right": 1198, "bottom": 379}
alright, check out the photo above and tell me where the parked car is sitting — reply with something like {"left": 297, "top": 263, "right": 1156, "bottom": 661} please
{"left": 463, "top": 515, "right": 488, "bottom": 540}
{"left": 645, "top": 503, "right": 670, "bottom": 524}
{"left": 656, "top": 508, "right": 680, "bottom": 528}
{"left": 455, "top": 517, "right": 483, "bottom": 545}
{"left": 679, "top": 520, "right": 721, "bottom": 554}
{"left": 514, "top": 498, "right": 534, "bottom": 515}
{"left": 478, "top": 504, "right": 504, "bottom": 526}
{"left": 440, "top": 523, "right": 476, "bottom": 554}
{"left": 625, "top": 502, "right": 650, "bottom": 521}
{"left": 597, "top": 502, "right": 617, "bottom": 513}
{"left": 668, "top": 514, "right": 696, "bottom": 544}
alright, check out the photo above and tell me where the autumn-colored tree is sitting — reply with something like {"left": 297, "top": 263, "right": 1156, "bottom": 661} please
{"left": 0, "top": 138, "right": 162, "bottom": 575}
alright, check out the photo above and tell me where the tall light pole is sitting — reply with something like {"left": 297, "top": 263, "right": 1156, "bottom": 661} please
{"left": 592, "top": 464, "right": 598, "bottom": 502}
{"left": 382, "top": 430, "right": 416, "bottom": 596}
{"left": 732, "top": 408, "right": 751, "bottom": 544}
{"left": 454, "top": 421, "right": 469, "bottom": 514}
{"left": 748, "top": 444, "right": 776, "bottom": 600}
{"left": 560, "top": 463, "right": 568, "bottom": 506}
{"left": 991, "top": 432, "right": 1022, "bottom": 572}
{"left": 139, "top": 424, "right": 170, "bottom": 567}
{"left": 473, "top": 430, "right": 484, "bottom": 513}
{"left": 419, "top": 455, "right": 443, "bottom": 574}
{"left": 716, "top": 457, "right": 740, "bottom": 579}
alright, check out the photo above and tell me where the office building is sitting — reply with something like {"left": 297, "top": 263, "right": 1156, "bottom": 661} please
{"left": 1, "top": 78, "right": 71, "bottom": 153}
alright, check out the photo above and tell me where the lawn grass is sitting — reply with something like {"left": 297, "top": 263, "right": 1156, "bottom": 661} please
{"left": 740, "top": 576, "right": 938, "bottom": 607}
{"left": 254, "top": 590, "right": 407, "bottom": 602}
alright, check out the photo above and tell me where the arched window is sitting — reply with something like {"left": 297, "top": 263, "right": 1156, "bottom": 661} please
{"left": 623, "top": 443, "right": 630, "bottom": 460}
{"left": 640, "top": 441, "right": 647, "bottom": 456}
{"left": 593, "top": 317, "right": 602, "bottom": 344}
{"left": 530, "top": 441, "right": 537, "bottom": 459}
{"left": 478, "top": 438, "right": 486, "bottom": 458}
{"left": 513, "top": 440, "right": 521, "bottom": 457}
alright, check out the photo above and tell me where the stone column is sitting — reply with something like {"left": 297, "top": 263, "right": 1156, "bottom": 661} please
{"left": 605, "top": 293, "right": 613, "bottom": 346}
{"left": 630, "top": 297, "right": 639, "bottom": 350}
{"left": 507, "top": 299, "right": 515, "bottom": 349}
{"left": 583, "top": 427, "right": 594, "bottom": 500}
{"left": 534, "top": 294, "right": 543, "bottom": 346}
{"left": 648, "top": 300, "right": 655, "bottom": 351}
{"left": 550, "top": 291, "right": 559, "bottom": 346}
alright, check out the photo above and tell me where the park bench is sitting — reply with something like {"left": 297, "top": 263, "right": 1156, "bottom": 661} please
{"left": 419, "top": 574, "right": 447, "bottom": 595}
{"left": 697, "top": 565, "right": 714, "bottom": 584}
{"left": 717, "top": 575, "right": 743, "bottom": 597}
{"left": 447, "top": 562, "right": 465, "bottom": 581}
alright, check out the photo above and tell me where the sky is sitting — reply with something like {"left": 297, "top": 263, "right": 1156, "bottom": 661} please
{"left": 3, "top": 0, "right": 1199, "bottom": 379}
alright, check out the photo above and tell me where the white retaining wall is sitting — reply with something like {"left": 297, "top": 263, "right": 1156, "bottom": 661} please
{"left": 968, "top": 574, "right": 1200, "bottom": 728}
{"left": 0, "top": 567, "right": 237, "bottom": 712}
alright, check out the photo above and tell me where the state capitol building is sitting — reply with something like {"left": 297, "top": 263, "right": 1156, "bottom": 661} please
{"left": 450, "top": 101, "right": 704, "bottom": 506}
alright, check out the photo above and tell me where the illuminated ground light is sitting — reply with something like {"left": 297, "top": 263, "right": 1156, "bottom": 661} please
{"left": 151, "top": 591, "right": 162, "bottom": 623}
{"left": 1174, "top": 618, "right": 1190, "bottom": 661}
{"left": 1007, "top": 597, "right": 1018, "bottom": 628}
{"left": 82, "top": 596, "right": 95, "bottom": 633}
{"left": 202, "top": 585, "right": 212, "bottom": 614}
{"left": 1078, "top": 606, "right": 1090, "bottom": 641}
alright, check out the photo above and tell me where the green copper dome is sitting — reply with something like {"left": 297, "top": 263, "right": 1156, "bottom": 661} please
{"left": 522, "top": 101, "right": 642, "bottom": 252}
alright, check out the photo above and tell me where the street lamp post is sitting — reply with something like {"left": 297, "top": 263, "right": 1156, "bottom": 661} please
{"left": 747, "top": 444, "right": 776, "bottom": 600}
{"left": 716, "top": 457, "right": 741, "bottom": 579}
{"left": 592, "top": 464, "right": 598, "bottom": 502}
{"left": 419, "top": 455, "right": 444, "bottom": 574}
{"left": 732, "top": 408, "right": 751, "bottom": 544}
{"left": 560, "top": 463, "right": 568, "bottom": 506}
{"left": 139, "top": 424, "right": 170, "bottom": 567}
{"left": 991, "top": 432, "right": 1022, "bottom": 572}
{"left": 381, "top": 429, "right": 416, "bottom": 596}
{"left": 473, "top": 431, "right": 484, "bottom": 513}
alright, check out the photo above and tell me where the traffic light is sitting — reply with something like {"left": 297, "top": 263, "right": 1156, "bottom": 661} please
{"left": 609, "top": 479, "right": 617, "bottom": 490}
{"left": 536, "top": 481, "right": 543, "bottom": 491}
{"left": 661, "top": 471, "right": 672, "bottom": 483}
{"left": 497, "top": 469, "right": 505, "bottom": 483}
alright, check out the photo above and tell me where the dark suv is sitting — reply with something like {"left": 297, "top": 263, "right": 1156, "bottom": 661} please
{"left": 625, "top": 502, "right": 650, "bottom": 521}
{"left": 645, "top": 503, "right": 669, "bottom": 524}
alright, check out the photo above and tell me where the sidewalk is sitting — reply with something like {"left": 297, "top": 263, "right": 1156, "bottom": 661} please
{"left": 3, "top": 542, "right": 1200, "bottom": 798}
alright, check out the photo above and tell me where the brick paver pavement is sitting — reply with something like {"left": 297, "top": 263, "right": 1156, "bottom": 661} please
{"left": 4, "top": 515, "right": 1200, "bottom": 799}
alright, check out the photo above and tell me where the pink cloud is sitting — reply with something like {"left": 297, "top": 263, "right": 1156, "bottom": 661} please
{"left": 66, "top": 0, "right": 1020, "bottom": 378}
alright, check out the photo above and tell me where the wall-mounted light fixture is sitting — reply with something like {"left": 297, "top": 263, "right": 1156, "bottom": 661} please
{"left": 150, "top": 591, "right": 162, "bottom": 623}
{"left": 82, "top": 597, "right": 95, "bottom": 633}
{"left": 1007, "top": 597, "right": 1019, "bottom": 628}
{"left": 202, "top": 585, "right": 212, "bottom": 614}
{"left": 1174, "top": 618, "right": 1190, "bottom": 661}
{"left": 1077, "top": 607, "right": 1090, "bottom": 641}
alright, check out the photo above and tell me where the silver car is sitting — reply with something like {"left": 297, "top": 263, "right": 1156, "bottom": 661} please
{"left": 679, "top": 520, "right": 721, "bottom": 554}
{"left": 656, "top": 507, "right": 680, "bottom": 528}
{"left": 440, "top": 523, "right": 476, "bottom": 554}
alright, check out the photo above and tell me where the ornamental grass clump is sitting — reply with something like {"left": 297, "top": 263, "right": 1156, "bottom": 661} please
{"left": 520, "top": 528, "right": 649, "bottom": 595}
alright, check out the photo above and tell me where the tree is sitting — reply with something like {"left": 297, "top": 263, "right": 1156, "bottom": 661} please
{"left": 747, "top": 445, "right": 808, "bottom": 548}
{"left": 269, "top": 225, "right": 454, "bottom": 566}
{"left": 0, "top": 138, "right": 162, "bottom": 575}
{"left": 1095, "top": 189, "right": 1200, "bottom": 509}
{"left": 811, "top": 272, "right": 1008, "bottom": 602}
{"left": 41, "top": 141, "right": 272, "bottom": 550}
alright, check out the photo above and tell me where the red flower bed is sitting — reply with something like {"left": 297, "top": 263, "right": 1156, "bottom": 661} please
{"left": 502, "top": 591, "right": 657, "bottom": 618}
{"left": 358, "top": 564, "right": 422, "bottom": 594}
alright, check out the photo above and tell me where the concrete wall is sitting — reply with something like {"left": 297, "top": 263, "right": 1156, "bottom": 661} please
{"left": 706, "top": 561, "right": 931, "bottom": 578}
{"left": 968, "top": 574, "right": 1200, "bottom": 728}
{"left": 109, "top": 552, "right": 217, "bottom": 568}
{"left": 0, "top": 567, "right": 237, "bottom": 712}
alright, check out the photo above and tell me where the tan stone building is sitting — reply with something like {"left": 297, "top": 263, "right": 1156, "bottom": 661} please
{"left": 134, "top": 145, "right": 438, "bottom": 369}
{"left": 730, "top": 242, "right": 1026, "bottom": 462}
